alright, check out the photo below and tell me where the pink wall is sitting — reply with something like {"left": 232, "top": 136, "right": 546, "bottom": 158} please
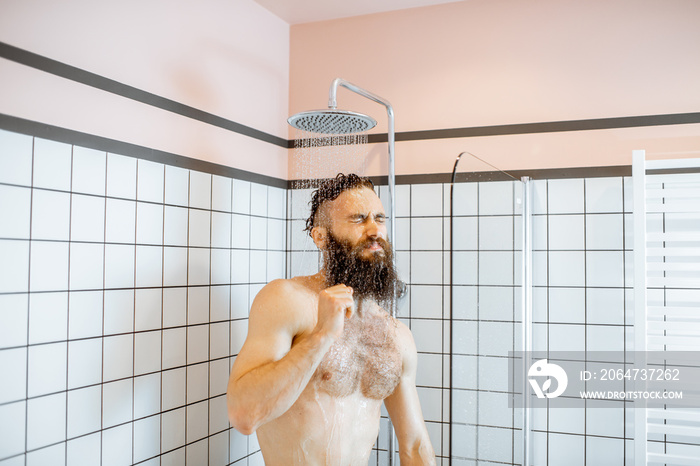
{"left": 290, "top": 0, "right": 700, "bottom": 177}
{"left": 0, "top": 0, "right": 290, "bottom": 179}
{"left": 3, "top": 0, "right": 698, "bottom": 180}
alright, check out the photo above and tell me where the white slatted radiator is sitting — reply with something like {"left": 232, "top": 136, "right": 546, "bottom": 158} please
{"left": 633, "top": 151, "right": 700, "bottom": 466}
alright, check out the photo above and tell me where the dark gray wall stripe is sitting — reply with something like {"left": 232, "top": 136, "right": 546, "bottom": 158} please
{"left": 0, "top": 113, "right": 287, "bottom": 189}
{"left": 0, "top": 41, "right": 288, "bottom": 148}
{"left": 1, "top": 112, "right": 634, "bottom": 189}
{"left": 4, "top": 41, "right": 698, "bottom": 150}
{"left": 647, "top": 167, "right": 700, "bottom": 175}
{"left": 293, "top": 111, "right": 700, "bottom": 147}
{"left": 2, "top": 42, "right": 695, "bottom": 187}
{"left": 290, "top": 165, "right": 632, "bottom": 188}
{"left": 399, "top": 165, "right": 632, "bottom": 183}
{"left": 365, "top": 112, "right": 700, "bottom": 144}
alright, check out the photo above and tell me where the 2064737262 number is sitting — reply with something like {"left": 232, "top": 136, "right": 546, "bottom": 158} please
{"left": 599, "top": 368, "right": 680, "bottom": 381}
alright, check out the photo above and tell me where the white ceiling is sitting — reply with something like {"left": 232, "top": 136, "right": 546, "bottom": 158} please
{"left": 254, "top": 0, "right": 464, "bottom": 25}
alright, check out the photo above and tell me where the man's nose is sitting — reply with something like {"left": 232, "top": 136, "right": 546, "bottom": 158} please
{"left": 365, "top": 218, "right": 385, "bottom": 239}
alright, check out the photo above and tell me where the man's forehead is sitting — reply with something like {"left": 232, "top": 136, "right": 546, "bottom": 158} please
{"left": 329, "top": 187, "right": 384, "bottom": 215}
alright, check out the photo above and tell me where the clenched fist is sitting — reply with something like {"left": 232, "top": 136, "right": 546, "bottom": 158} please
{"left": 314, "top": 284, "right": 355, "bottom": 341}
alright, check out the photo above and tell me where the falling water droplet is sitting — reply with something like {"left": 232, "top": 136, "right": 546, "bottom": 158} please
{"left": 290, "top": 127, "right": 370, "bottom": 276}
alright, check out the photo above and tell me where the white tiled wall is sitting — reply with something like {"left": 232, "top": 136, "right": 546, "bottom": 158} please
{"left": 0, "top": 129, "right": 285, "bottom": 466}
{"left": 529, "top": 177, "right": 633, "bottom": 466}
{"left": 0, "top": 124, "right": 646, "bottom": 466}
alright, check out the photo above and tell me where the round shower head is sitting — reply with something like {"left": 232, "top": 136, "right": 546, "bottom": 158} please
{"left": 288, "top": 109, "right": 377, "bottom": 135}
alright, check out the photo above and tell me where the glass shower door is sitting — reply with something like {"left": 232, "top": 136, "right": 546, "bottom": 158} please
{"left": 450, "top": 176, "right": 527, "bottom": 466}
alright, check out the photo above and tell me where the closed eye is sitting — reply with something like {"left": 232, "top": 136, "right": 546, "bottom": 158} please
{"left": 348, "top": 213, "right": 385, "bottom": 224}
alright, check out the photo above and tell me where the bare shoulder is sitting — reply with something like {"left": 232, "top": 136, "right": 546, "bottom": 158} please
{"left": 392, "top": 318, "right": 415, "bottom": 343}
{"left": 392, "top": 318, "right": 418, "bottom": 361}
{"left": 248, "top": 276, "right": 319, "bottom": 330}
{"left": 253, "top": 277, "right": 308, "bottom": 301}
{"left": 257, "top": 275, "right": 321, "bottom": 295}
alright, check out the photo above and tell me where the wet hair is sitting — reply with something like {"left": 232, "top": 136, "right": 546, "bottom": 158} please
{"left": 304, "top": 173, "right": 375, "bottom": 236}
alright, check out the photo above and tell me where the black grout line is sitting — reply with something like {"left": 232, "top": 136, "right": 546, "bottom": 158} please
{"left": 207, "top": 173, "right": 213, "bottom": 466}
{"left": 127, "top": 160, "right": 142, "bottom": 464}
{"left": 621, "top": 178, "right": 629, "bottom": 466}
{"left": 184, "top": 168, "right": 191, "bottom": 466}
{"left": 544, "top": 179, "right": 550, "bottom": 466}
{"left": 477, "top": 181, "right": 484, "bottom": 463}
{"left": 159, "top": 163, "right": 168, "bottom": 460}
{"left": 245, "top": 178, "right": 254, "bottom": 461}
{"left": 0, "top": 177, "right": 288, "bottom": 221}
{"left": 510, "top": 186, "right": 517, "bottom": 466}
{"left": 226, "top": 177, "right": 234, "bottom": 463}
{"left": 64, "top": 142, "right": 74, "bottom": 466}
{"left": 440, "top": 181, "right": 446, "bottom": 460}
{"left": 583, "top": 179, "right": 588, "bottom": 466}
{"left": 100, "top": 148, "right": 110, "bottom": 466}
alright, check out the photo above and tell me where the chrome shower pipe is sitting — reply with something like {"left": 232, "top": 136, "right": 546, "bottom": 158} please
{"left": 328, "top": 77, "right": 397, "bottom": 466}
{"left": 328, "top": 78, "right": 396, "bottom": 247}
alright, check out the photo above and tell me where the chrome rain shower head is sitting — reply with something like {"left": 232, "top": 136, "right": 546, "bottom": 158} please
{"left": 287, "top": 109, "right": 377, "bottom": 134}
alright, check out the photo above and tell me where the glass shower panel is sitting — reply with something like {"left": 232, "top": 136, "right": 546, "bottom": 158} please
{"left": 450, "top": 177, "right": 526, "bottom": 466}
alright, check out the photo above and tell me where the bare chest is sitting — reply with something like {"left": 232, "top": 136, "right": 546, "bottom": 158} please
{"left": 312, "top": 313, "right": 402, "bottom": 400}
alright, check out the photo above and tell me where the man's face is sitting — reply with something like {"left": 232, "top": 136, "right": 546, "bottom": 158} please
{"left": 324, "top": 187, "right": 388, "bottom": 259}
{"left": 319, "top": 187, "right": 400, "bottom": 306}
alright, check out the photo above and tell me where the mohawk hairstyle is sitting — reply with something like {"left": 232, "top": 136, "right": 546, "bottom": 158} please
{"left": 304, "top": 173, "right": 375, "bottom": 236}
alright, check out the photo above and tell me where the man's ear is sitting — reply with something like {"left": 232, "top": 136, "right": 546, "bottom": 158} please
{"left": 311, "top": 226, "right": 328, "bottom": 249}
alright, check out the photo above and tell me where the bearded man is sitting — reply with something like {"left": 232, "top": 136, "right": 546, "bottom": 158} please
{"left": 227, "top": 174, "right": 436, "bottom": 465}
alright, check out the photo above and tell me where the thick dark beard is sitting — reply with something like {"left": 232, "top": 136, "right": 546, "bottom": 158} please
{"left": 323, "top": 232, "right": 404, "bottom": 312}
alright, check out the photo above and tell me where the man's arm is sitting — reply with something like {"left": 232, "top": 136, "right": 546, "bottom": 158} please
{"left": 384, "top": 321, "right": 436, "bottom": 465}
{"left": 226, "top": 279, "right": 353, "bottom": 435}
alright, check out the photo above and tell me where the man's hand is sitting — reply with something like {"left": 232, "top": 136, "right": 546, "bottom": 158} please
{"left": 314, "top": 284, "right": 354, "bottom": 340}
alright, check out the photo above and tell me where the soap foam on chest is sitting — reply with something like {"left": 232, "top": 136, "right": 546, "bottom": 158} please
{"left": 313, "top": 312, "right": 402, "bottom": 399}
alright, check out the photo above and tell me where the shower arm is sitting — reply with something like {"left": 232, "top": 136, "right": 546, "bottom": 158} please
{"left": 328, "top": 78, "right": 396, "bottom": 245}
